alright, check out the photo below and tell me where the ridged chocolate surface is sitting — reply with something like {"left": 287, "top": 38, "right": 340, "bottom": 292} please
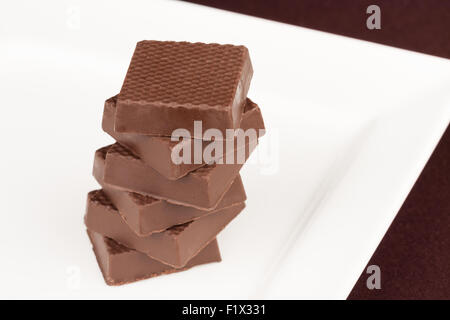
{"left": 120, "top": 41, "right": 249, "bottom": 109}
{"left": 115, "top": 41, "right": 253, "bottom": 137}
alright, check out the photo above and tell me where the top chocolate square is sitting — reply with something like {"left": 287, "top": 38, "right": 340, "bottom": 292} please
{"left": 115, "top": 41, "right": 253, "bottom": 139}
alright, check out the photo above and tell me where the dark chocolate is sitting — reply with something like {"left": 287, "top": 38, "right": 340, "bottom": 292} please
{"left": 84, "top": 190, "right": 245, "bottom": 268}
{"left": 87, "top": 230, "right": 221, "bottom": 286}
{"left": 103, "top": 95, "right": 264, "bottom": 180}
{"left": 97, "top": 143, "right": 254, "bottom": 209}
{"left": 115, "top": 41, "right": 253, "bottom": 138}
{"left": 93, "top": 148, "right": 246, "bottom": 235}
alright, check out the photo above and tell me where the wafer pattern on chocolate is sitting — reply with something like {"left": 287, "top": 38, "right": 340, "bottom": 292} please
{"left": 120, "top": 41, "right": 250, "bottom": 108}
{"left": 85, "top": 40, "right": 263, "bottom": 285}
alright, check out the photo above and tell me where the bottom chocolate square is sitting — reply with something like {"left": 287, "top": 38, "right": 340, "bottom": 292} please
{"left": 85, "top": 190, "right": 244, "bottom": 267}
{"left": 87, "top": 230, "right": 221, "bottom": 286}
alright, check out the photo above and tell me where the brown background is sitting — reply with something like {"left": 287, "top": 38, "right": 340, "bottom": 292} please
{"left": 348, "top": 125, "right": 449, "bottom": 299}
{"left": 184, "top": 0, "right": 450, "bottom": 299}
{"left": 184, "top": 0, "right": 450, "bottom": 59}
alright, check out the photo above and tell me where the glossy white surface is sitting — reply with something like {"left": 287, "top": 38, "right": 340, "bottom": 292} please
{"left": 1, "top": 0, "right": 449, "bottom": 299}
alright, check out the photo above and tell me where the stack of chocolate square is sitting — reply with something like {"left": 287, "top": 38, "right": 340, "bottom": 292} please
{"left": 85, "top": 41, "right": 265, "bottom": 285}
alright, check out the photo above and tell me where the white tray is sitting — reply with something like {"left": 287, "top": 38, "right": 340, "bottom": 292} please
{"left": 1, "top": 0, "right": 449, "bottom": 299}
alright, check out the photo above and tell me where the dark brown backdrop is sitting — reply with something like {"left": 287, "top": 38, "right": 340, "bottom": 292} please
{"left": 184, "top": 0, "right": 450, "bottom": 59}
{"left": 348, "top": 125, "right": 450, "bottom": 300}
{"left": 183, "top": 0, "right": 450, "bottom": 299}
